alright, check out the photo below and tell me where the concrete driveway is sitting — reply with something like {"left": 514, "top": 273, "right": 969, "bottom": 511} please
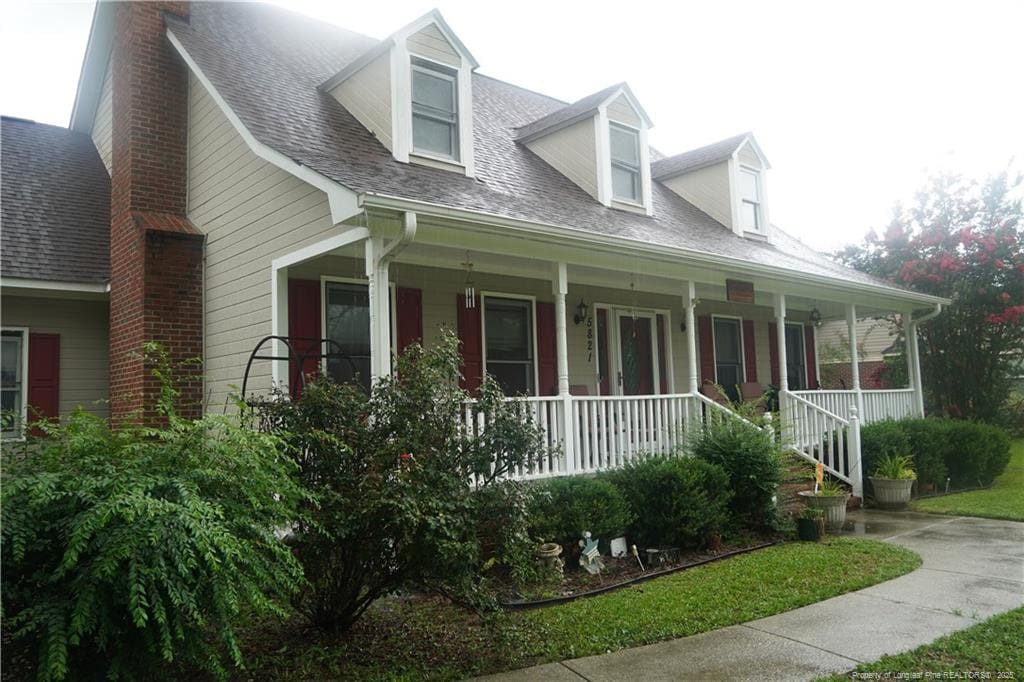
{"left": 478, "top": 510, "right": 1024, "bottom": 681}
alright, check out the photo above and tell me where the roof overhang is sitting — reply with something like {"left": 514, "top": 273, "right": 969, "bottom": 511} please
{"left": 1, "top": 277, "right": 110, "bottom": 300}
{"left": 515, "top": 83, "right": 653, "bottom": 144}
{"left": 69, "top": 0, "right": 114, "bottom": 132}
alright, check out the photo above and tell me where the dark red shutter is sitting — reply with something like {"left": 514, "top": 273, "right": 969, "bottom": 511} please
{"left": 535, "top": 302, "right": 557, "bottom": 396}
{"left": 396, "top": 287, "right": 423, "bottom": 355}
{"left": 27, "top": 333, "right": 60, "bottom": 429}
{"left": 697, "top": 315, "right": 715, "bottom": 385}
{"left": 456, "top": 294, "right": 482, "bottom": 394}
{"left": 742, "top": 320, "right": 758, "bottom": 383}
{"left": 597, "top": 308, "right": 610, "bottom": 396}
{"left": 768, "top": 324, "right": 780, "bottom": 386}
{"left": 288, "top": 279, "right": 321, "bottom": 398}
{"left": 656, "top": 314, "right": 668, "bottom": 393}
{"left": 805, "top": 326, "right": 818, "bottom": 389}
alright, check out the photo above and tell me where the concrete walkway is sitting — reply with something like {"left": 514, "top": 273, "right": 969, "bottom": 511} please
{"left": 479, "top": 510, "right": 1024, "bottom": 681}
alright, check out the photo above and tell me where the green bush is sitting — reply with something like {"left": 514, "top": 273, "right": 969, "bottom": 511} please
{"left": 531, "top": 476, "right": 635, "bottom": 551}
{"left": 940, "top": 420, "right": 1011, "bottom": 487}
{"left": 687, "top": 418, "right": 782, "bottom": 530}
{"left": 1, "top": 346, "right": 305, "bottom": 681}
{"left": 895, "top": 419, "right": 949, "bottom": 487}
{"left": 606, "top": 457, "right": 731, "bottom": 549}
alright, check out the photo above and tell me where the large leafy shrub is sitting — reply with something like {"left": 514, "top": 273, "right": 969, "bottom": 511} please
{"left": 257, "top": 330, "right": 549, "bottom": 632}
{"left": 606, "top": 457, "right": 730, "bottom": 549}
{"left": 939, "top": 420, "right": 1011, "bottom": 487}
{"left": 1, "top": 346, "right": 305, "bottom": 681}
{"left": 687, "top": 418, "right": 782, "bottom": 530}
{"left": 530, "top": 476, "right": 635, "bottom": 552}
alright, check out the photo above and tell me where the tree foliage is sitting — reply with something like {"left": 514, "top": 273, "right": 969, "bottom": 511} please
{"left": 836, "top": 171, "right": 1024, "bottom": 421}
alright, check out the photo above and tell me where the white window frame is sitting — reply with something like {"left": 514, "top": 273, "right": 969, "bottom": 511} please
{"left": 480, "top": 292, "right": 539, "bottom": 397}
{"left": 739, "top": 165, "right": 764, "bottom": 233}
{"left": 409, "top": 57, "right": 460, "bottom": 163}
{"left": 710, "top": 315, "right": 746, "bottom": 390}
{"left": 593, "top": 303, "right": 675, "bottom": 396}
{"left": 1, "top": 327, "right": 30, "bottom": 441}
{"left": 319, "top": 276, "right": 397, "bottom": 377}
{"left": 609, "top": 122, "right": 643, "bottom": 205}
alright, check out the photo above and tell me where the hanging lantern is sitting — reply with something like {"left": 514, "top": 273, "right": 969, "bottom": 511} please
{"left": 462, "top": 254, "right": 476, "bottom": 309}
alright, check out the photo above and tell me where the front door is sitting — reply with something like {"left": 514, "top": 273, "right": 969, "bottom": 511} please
{"left": 785, "top": 323, "right": 807, "bottom": 390}
{"left": 617, "top": 313, "right": 655, "bottom": 395}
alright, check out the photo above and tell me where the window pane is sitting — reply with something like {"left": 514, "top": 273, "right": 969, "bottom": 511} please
{"left": 609, "top": 125, "right": 639, "bottom": 165}
{"left": 612, "top": 165, "right": 639, "bottom": 201}
{"left": 485, "top": 298, "right": 531, "bottom": 361}
{"left": 486, "top": 361, "right": 532, "bottom": 396}
{"left": 1, "top": 336, "right": 21, "bottom": 386}
{"left": 713, "top": 319, "right": 741, "bottom": 363}
{"left": 740, "top": 169, "right": 759, "bottom": 201}
{"left": 412, "top": 115, "right": 455, "bottom": 158}
{"left": 742, "top": 201, "right": 760, "bottom": 231}
{"left": 325, "top": 283, "right": 371, "bottom": 392}
{"left": 412, "top": 69, "right": 455, "bottom": 114}
{"left": 1, "top": 332, "right": 22, "bottom": 436}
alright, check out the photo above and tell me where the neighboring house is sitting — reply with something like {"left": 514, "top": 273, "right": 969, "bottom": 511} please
{"left": 816, "top": 317, "right": 905, "bottom": 390}
{"left": 1, "top": 2, "right": 949, "bottom": 494}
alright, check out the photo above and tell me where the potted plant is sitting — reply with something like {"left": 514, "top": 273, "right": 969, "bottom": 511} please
{"left": 796, "top": 507, "right": 825, "bottom": 541}
{"left": 798, "top": 478, "right": 850, "bottom": 531}
{"left": 870, "top": 454, "right": 917, "bottom": 510}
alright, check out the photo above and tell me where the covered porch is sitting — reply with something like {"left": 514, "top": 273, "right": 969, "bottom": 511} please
{"left": 266, "top": 207, "right": 943, "bottom": 496}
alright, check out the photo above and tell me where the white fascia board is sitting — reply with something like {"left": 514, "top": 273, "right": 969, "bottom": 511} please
{"left": 1, "top": 278, "right": 109, "bottom": 294}
{"left": 69, "top": 0, "right": 114, "bottom": 132}
{"left": 166, "top": 29, "right": 361, "bottom": 225}
{"left": 357, "top": 192, "right": 951, "bottom": 307}
{"left": 739, "top": 135, "right": 771, "bottom": 169}
{"left": 595, "top": 106, "right": 612, "bottom": 206}
{"left": 270, "top": 227, "right": 371, "bottom": 272}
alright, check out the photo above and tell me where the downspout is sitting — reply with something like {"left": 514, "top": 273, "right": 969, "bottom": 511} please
{"left": 369, "top": 211, "right": 417, "bottom": 379}
{"left": 380, "top": 211, "right": 418, "bottom": 262}
{"left": 908, "top": 303, "right": 943, "bottom": 416}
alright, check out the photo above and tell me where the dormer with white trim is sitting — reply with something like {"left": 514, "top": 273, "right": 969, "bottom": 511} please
{"left": 320, "top": 11, "right": 478, "bottom": 177}
{"left": 514, "top": 84, "right": 654, "bottom": 216}
{"left": 652, "top": 133, "right": 771, "bottom": 240}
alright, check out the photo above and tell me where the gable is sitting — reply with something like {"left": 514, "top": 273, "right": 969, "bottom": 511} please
{"left": 407, "top": 23, "right": 460, "bottom": 66}
{"left": 738, "top": 141, "right": 761, "bottom": 168}
{"left": 91, "top": 58, "right": 113, "bottom": 175}
{"left": 607, "top": 93, "right": 641, "bottom": 128}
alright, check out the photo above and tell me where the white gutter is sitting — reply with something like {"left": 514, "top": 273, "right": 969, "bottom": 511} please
{"left": 1, "top": 278, "right": 110, "bottom": 294}
{"left": 379, "top": 211, "right": 418, "bottom": 262}
{"left": 358, "top": 192, "right": 950, "bottom": 307}
{"left": 912, "top": 303, "right": 944, "bottom": 324}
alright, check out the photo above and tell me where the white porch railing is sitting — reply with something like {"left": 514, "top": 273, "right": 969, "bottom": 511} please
{"left": 462, "top": 396, "right": 567, "bottom": 479}
{"left": 781, "top": 390, "right": 863, "bottom": 496}
{"left": 790, "top": 388, "right": 915, "bottom": 426}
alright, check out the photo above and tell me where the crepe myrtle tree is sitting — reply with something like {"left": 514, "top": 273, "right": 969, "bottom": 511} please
{"left": 836, "top": 170, "right": 1023, "bottom": 422}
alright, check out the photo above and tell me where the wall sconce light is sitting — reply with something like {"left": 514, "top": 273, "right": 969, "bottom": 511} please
{"left": 574, "top": 299, "right": 588, "bottom": 325}
{"left": 679, "top": 319, "right": 687, "bottom": 333}
{"left": 810, "top": 307, "right": 823, "bottom": 328}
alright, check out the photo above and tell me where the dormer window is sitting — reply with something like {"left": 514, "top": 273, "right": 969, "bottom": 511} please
{"left": 610, "top": 123, "right": 641, "bottom": 203}
{"left": 411, "top": 59, "right": 459, "bottom": 161}
{"left": 740, "top": 167, "right": 762, "bottom": 232}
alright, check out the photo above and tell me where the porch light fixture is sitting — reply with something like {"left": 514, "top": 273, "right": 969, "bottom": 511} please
{"left": 809, "top": 307, "right": 823, "bottom": 328}
{"left": 573, "top": 299, "right": 588, "bottom": 325}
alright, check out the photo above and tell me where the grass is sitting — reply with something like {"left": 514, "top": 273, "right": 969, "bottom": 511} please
{"left": 822, "top": 607, "right": 1024, "bottom": 679}
{"left": 240, "top": 538, "right": 921, "bottom": 680}
{"left": 910, "top": 438, "right": 1024, "bottom": 522}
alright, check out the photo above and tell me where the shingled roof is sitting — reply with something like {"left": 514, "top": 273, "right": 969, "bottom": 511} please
{"left": 651, "top": 132, "right": 752, "bottom": 180}
{"left": 513, "top": 83, "right": 625, "bottom": 142}
{"left": 159, "top": 3, "right": 914, "bottom": 296}
{"left": 1, "top": 117, "right": 110, "bottom": 284}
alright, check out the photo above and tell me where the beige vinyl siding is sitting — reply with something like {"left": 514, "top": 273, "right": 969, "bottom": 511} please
{"left": 817, "top": 318, "right": 898, "bottom": 363}
{"left": 606, "top": 93, "right": 641, "bottom": 128}
{"left": 1, "top": 295, "right": 109, "bottom": 418}
{"left": 660, "top": 160, "right": 732, "bottom": 229}
{"left": 738, "top": 142, "right": 761, "bottom": 168}
{"left": 526, "top": 117, "right": 600, "bottom": 201}
{"left": 329, "top": 51, "right": 393, "bottom": 151}
{"left": 407, "top": 23, "right": 460, "bottom": 66}
{"left": 187, "top": 73, "right": 340, "bottom": 410}
{"left": 91, "top": 58, "right": 113, "bottom": 174}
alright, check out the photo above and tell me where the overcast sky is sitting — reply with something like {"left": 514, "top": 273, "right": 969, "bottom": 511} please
{"left": 2, "top": 0, "right": 1021, "bottom": 252}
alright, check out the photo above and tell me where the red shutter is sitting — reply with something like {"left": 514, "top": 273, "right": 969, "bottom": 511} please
{"left": 805, "top": 326, "right": 818, "bottom": 389}
{"left": 27, "top": 333, "right": 60, "bottom": 430}
{"left": 656, "top": 314, "right": 668, "bottom": 394}
{"left": 697, "top": 315, "right": 715, "bottom": 385}
{"left": 742, "top": 320, "right": 758, "bottom": 383}
{"left": 396, "top": 287, "right": 423, "bottom": 355}
{"left": 288, "top": 279, "right": 321, "bottom": 398}
{"left": 768, "top": 324, "right": 780, "bottom": 386}
{"left": 535, "top": 302, "right": 557, "bottom": 396}
{"left": 456, "top": 294, "right": 482, "bottom": 394}
{"left": 597, "top": 308, "right": 610, "bottom": 396}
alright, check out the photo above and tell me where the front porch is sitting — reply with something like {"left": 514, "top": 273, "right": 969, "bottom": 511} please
{"left": 265, "top": 210, "right": 941, "bottom": 496}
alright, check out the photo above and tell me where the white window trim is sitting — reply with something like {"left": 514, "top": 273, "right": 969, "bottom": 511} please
{"left": 410, "top": 58, "right": 460, "bottom": 163}
{"left": 594, "top": 303, "right": 675, "bottom": 396}
{"left": 1, "top": 326, "right": 30, "bottom": 442}
{"left": 480, "top": 292, "right": 540, "bottom": 397}
{"left": 710, "top": 315, "right": 746, "bottom": 388}
{"left": 608, "top": 122, "right": 643, "bottom": 205}
{"left": 319, "top": 276, "right": 397, "bottom": 376}
{"left": 739, "top": 165, "right": 765, "bottom": 233}
{"left": 596, "top": 100, "right": 653, "bottom": 216}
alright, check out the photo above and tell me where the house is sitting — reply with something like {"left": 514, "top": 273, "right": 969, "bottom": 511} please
{"left": 816, "top": 317, "right": 905, "bottom": 390}
{"left": 0, "top": 1, "right": 950, "bottom": 496}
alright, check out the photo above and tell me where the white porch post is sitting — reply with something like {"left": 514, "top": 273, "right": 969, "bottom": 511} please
{"left": 685, "top": 281, "right": 699, "bottom": 395}
{"left": 270, "top": 265, "right": 289, "bottom": 389}
{"left": 846, "top": 304, "right": 863, "bottom": 416}
{"left": 365, "top": 236, "right": 392, "bottom": 383}
{"left": 553, "top": 262, "right": 576, "bottom": 473}
{"left": 846, "top": 303, "right": 865, "bottom": 499}
{"left": 908, "top": 318, "right": 924, "bottom": 417}
{"left": 775, "top": 294, "right": 789, "bottom": 393}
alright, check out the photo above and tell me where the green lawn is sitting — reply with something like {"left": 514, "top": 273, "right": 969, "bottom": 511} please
{"left": 823, "top": 607, "right": 1024, "bottom": 679}
{"left": 241, "top": 538, "right": 920, "bottom": 680}
{"left": 911, "top": 438, "right": 1024, "bottom": 521}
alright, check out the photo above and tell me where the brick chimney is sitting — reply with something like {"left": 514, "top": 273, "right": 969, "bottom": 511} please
{"left": 109, "top": 1, "right": 204, "bottom": 422}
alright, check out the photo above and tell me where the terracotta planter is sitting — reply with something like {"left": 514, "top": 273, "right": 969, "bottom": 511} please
{"left": 798, "top": 491, "right": 849, "bottom": 531}
{"left": 870, "top": 477, "right": 916, "bottom": 510}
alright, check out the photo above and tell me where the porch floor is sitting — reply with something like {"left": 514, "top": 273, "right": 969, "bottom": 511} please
{"left": 478, "top": 510, "right": 1024, "bottom": 681}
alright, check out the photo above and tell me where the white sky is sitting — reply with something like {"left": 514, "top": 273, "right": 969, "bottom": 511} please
{"left": 2, "top": 0, "right": 1022, "bottom": 252}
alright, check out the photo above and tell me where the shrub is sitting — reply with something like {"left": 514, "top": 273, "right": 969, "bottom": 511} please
{"left": 860, "top": 419, "right": 913, "bottom": 479}
{"left": 1, "top": 346, "right": 305, "bottom": 681}
{"left": 530, "top": 476, "right": 635, "bottom": 552}
{"left": 687, "top": 418, "right": 782, "bottom": 530}
{"left": 872, "top": 454, "right": 916, "bottom": 480}
{"left": 890, "top": 419, "right": 948, "bottom": 488}
{"left": 606, "top": 457, "right": 731, "bottom": 549}
{"left": 940, "top": 421, "right": 1011, "bottom": 487}
{"left": 257, "top": 330, "right": 549, "bottom": 632}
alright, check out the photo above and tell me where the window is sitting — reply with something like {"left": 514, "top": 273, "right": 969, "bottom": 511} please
{"left": 1, "top": 330, "right": 26, "bottom": 438}
{"left": 713, "top": 317, "right": 743, "bottom": 402}
{"left": 484, "top": 297, "right": 534, "bottom": 396}
{"left": 785, "top": 323, "right": 807, "bottom": 391}
{"left": 610, "top": 123, "right": 641, "bottom": 203}
{"left": 411, "top": 59, "right": 459, "bottom": 160}
{"left": 740, "top": 168, "right": 761, "bottom": 231}
{"left": 324, "top": 282, "right": 372, "bottom": 394}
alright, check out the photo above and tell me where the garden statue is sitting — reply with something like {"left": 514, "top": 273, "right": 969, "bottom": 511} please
{"left": 578, "top": 531, "right": 604, "bottom": 575}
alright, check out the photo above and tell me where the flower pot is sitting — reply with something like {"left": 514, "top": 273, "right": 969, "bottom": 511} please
{"left": 798, "top": 490, "right": 849, "bottom": 531}
{"left": 796, "top": 517, "right": 821, "bottom": 541}
{"left": 870, "top": 477, "right": 916, "bottom": 510}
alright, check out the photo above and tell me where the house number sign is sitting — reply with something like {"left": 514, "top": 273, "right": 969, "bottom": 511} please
{"left": 586, "top": 314, "right": 594, "bottom": 363}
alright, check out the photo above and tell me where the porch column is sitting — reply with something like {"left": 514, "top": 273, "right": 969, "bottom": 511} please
{"left": 553, "top": 262, "right": 576, "bottom": 473}
{"left": 684, "top": 281, "right": 699, "bottom": 394}
{"left": 365, "top": 236, "right": 392, "bottom": 383}
{"left": 270, "top": 265, "right": 289, "bottom": 389}
{"left": 846, "top": 304, "right": 863, "bottom": 417}
{"left": 774, "top": 294, "right": 789, "bottom": 393}
{"left": 907, "top": 317, "right": 924, "bottom": 416}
